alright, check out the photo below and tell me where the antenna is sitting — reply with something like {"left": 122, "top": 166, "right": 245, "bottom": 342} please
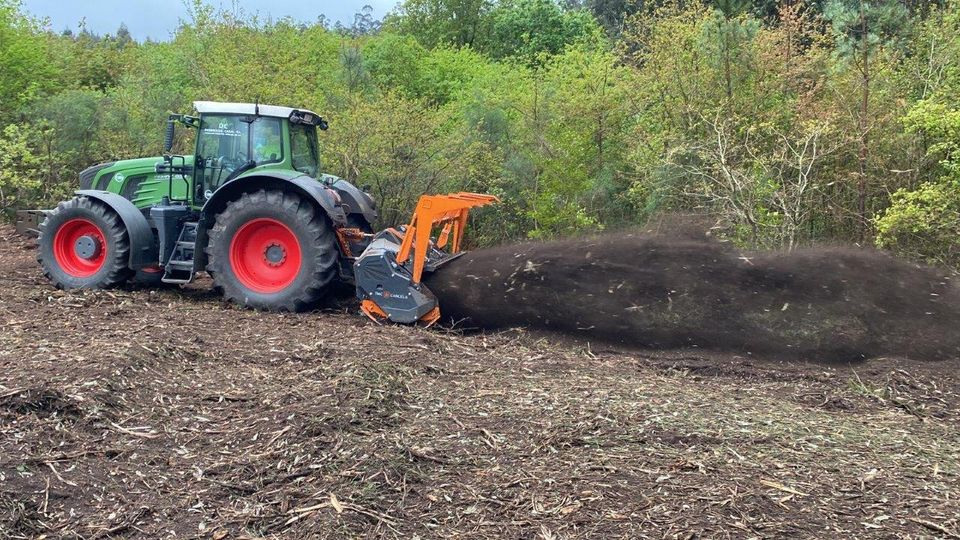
{"left": 254, "top": 97, "right": 260, "bottom": 116}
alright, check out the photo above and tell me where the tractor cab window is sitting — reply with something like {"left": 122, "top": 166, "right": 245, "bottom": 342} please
{"left": 252, "top": 118, "right": 283, "bottom": 165}
{"left": 196, "top": 115, "right": 285, "bottom": 199}
{"left": 197, "top": 115, "right": 249, "bottom": 196}
{"left": 290, "top": 123, "right": 320, "bottom": 178}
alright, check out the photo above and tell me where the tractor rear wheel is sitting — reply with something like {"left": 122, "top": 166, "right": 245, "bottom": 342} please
{"left": 205, "top": 189, "right": 338, "bottom": 311}
{"left": 38, "top": 196, "right": 133, "bottom": 289}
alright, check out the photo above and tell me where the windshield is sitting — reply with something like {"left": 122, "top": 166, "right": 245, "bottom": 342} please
{"left": 290, "top": 123, "right": 320, "bottom": 178}
{"left": 197, "top": 114, "right": 284, "bottom": 197}
{"left": 198, "top": 115, "right": 247, "bottom": 165}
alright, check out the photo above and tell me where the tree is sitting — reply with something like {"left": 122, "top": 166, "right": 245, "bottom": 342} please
{"left": 875, "top": 179, "right": 960, "bottom": 270}
{"left": 362, "top": 33, "right": 426, "bottom": 96}
{"left": 488, "top": 0, "right": 605, "bottom": 62}
{"left": 702, "top": 0, "right": 755, "bottom": 103}
{"left": 0, "top": 123, "right": 41, "bottom": 213}
{"left": 115, "top": 23, "right": 133, "bottom": 47}
{"left": 2, "top": 0, "right": 959, "bottom": 256}
{"left": 581, "top": 0, "right": 641, "bottom": 36}
{"left": 824, "top": 0, "right": 907, "bottom": 240}
{"left": 335, "top": 4, "right": 382, "bottom": 36}
{"left": 0, "top": 122, "right": 74, "bottom": 215}
{"left": 352, "top": 4, "right": 382, "bottom": 34}
{"left": 383, "top": 0, "right": 494, "bottom": 48}
{"left": 326, "top": 92, "right": 477, "bottom": 227}
{"left": 876, "top": 99, "right": 960, "bottom": 270}
{"left": 0, "top": 0, "right": 57, "bottom": 116}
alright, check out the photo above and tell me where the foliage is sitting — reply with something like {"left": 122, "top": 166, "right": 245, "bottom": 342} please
{"left": 1, "top": 0, "right": 960, "bottom": 263}
{"left": 875, "top": 101, "right": 960, "bottom": 269}
{"left": 325, "top": 92, "right": 466, "bottom": 226}
{"left": 487, "top": 0, "right": 605, "bottom": 63}
{"left": 577, "top": 0, "right": 641, "bottom": 36}
{"left": 0, "top": 123, "right": 72, "bottom": 214}
{"left": 0, "top": 123, "right": 42, "bottom": 212}
{"left": 875, "top": 179, "right": 960, "bottom": 270}
{"left": 0, "top": 0, "right": 57, "bottom": 116}
{"left": 824, "top": 0, "right": 908, "bottom": 60}
{"left": 822, "top": 0, "right": 909, "bottom": 240}
{"left": 383, "top": 0, "right": 493, "bottom": 48}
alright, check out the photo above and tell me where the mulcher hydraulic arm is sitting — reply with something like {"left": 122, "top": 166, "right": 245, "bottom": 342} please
{"left": 353, "top": 192, "right": 499, "bottom": 325}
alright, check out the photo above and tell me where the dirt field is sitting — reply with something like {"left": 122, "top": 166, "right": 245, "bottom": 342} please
{"left": 2, "top": 223, "right": 959, "bottom": 539}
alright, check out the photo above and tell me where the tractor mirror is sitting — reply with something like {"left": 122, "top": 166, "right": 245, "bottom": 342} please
{"left": 163, "top": 120, "right": 175, "bottom": 153}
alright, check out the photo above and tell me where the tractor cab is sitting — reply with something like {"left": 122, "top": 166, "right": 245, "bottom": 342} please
{"left": 162, "top": 101, "right": 327, "bottom": 207}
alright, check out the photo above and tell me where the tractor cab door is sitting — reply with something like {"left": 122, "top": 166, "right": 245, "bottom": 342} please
{"left": 289, "top": 122, "right": 321, "bottom": 179}
{"left": 195, "top": 114, "right": 284, "bottom": 201}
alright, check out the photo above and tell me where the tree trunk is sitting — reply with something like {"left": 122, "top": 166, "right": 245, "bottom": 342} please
{"left": 857, "top": 0, "right": 870, "bottom": 243}
{"left": 722, "top": 18, "right": 733, "bottom": 103}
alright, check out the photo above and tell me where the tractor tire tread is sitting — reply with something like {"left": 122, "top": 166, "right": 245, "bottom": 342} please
{"left": 205, "top": 189, "right": 337, "bottom": 312}
{"left": 37, "top": 196, "right": 134, "bottom": 289}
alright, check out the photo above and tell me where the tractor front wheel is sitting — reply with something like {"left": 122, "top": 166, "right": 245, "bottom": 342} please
{"left": 206, "top": 189, "right": 338, "bottom": 311}
{"left": 38, "top": 196, "right": 133, "bottom": 289}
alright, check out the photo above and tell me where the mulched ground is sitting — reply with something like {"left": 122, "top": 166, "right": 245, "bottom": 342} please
{"left": 1, "top": 224, "right": 958, "bottom": 539}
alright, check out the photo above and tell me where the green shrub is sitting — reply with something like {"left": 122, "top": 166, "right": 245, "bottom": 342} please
{"left": 875, "top": 180, "right": 960, "bottom": 271}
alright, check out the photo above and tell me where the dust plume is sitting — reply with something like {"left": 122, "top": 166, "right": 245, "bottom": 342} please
{"left": 426, "top": 229, "right": 960, "bottom": 362}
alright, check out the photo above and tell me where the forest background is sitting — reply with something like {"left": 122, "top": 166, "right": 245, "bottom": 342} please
{"left": 2, "top": 0, "right": 959, "bottom": 269}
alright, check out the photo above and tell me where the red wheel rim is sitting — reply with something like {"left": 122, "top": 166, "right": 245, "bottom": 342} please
{"left": 52, "top": 218, "right": 107, "bottom": 277}
{"left": 229, "top": 218, "right": 302, "bottom": 293}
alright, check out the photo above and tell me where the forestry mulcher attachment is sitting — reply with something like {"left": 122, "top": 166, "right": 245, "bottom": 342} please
{"left": 23, "top": 101, "right": 497, "bottom": 324}
{"left": 355, "top": 193, "right": 498, "bottom": 324}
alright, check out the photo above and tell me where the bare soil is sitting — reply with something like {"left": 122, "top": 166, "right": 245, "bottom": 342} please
{"left": 1, "top": 224, "right": 959, "bottom": 539}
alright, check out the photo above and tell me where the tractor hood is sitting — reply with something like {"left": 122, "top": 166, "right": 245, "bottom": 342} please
{"left": 80, "top": 156, "right": 196, "bottom": 208}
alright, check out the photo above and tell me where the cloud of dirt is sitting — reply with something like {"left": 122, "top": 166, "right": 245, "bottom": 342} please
{"left": 425, "top": 228, "right": 960, "bottom": 362}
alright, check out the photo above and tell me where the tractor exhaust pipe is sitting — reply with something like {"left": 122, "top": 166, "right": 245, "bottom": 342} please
{"left": 163, "top": 115, "right": 177, "bottom": 153}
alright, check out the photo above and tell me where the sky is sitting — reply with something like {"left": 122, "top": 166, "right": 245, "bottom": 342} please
{"left": 21, "top": 0, "right": 398, "bottom": 41}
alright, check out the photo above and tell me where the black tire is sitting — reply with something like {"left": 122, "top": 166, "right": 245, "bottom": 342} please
{"left": 132, "top": 267, "right": 165, "bottom": 286}
{"left": 38, "top": 196, "right": 133, "bottom": 289}
{"left": 205, "top": 189, "right": 338, "bottom": 311}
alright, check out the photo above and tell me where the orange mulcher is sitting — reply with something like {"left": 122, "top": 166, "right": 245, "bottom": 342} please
{"left": 353, "top": 193, "right": 499, "bottom": 325}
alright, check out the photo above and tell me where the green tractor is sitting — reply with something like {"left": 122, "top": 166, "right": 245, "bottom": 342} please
{"left": 31, "top": 101, "right": 497, "bottom": 322}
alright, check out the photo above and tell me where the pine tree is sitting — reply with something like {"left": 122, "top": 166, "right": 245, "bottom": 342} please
{"left": 115, "top": 23, "right": 132, "bottom": 47}
{"left": 824, "top": 0, "right": 907, "bottom": 240}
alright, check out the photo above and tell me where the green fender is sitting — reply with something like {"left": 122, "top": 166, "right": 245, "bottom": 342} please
{"left": 194, "top": 172, "right": 347, "bottom": 268}
{"left": 76, "top": 190, "right": 157, "bottom": 269}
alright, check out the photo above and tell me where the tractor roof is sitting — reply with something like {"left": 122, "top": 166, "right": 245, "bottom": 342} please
{"left": 193, "top": 101, "right": 320, "bottom": 120}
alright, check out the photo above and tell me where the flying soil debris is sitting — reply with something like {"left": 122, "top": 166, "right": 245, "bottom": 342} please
{"left": 427, "top": 228, "right": 960, "bottom": 362}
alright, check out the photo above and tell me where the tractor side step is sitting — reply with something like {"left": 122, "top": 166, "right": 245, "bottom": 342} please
{"left": 162, "top": 222, "right": 198, "bottom": 284}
